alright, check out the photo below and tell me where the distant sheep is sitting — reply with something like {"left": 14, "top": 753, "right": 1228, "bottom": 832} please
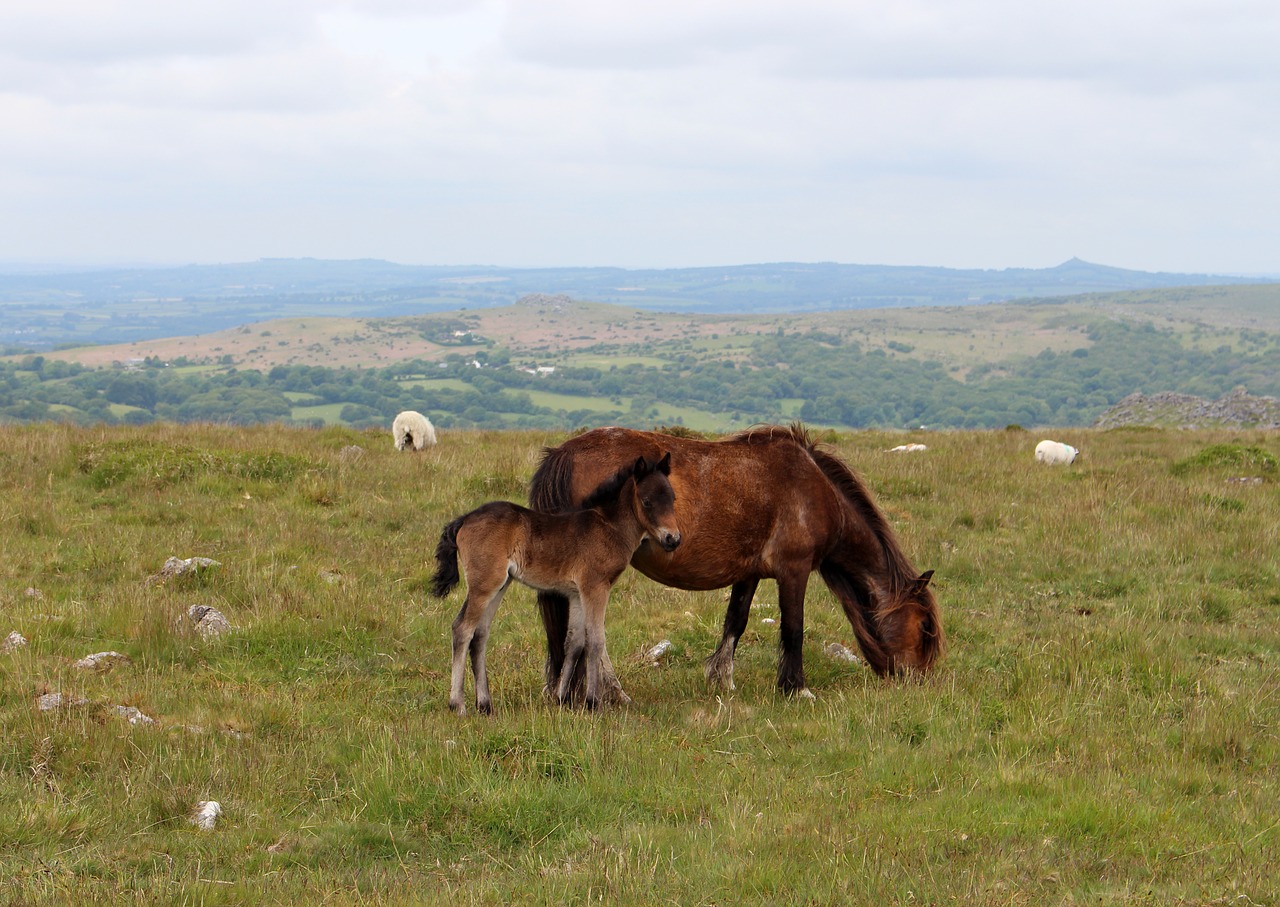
{"left": 393, "top": 411, "right": 437, "bottom": 451}
{"left": 1035, "top": 439, "right": 1079, "bottom": 465}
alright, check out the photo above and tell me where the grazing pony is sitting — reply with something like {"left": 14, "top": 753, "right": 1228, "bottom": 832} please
{"left": 431, "top": 453, "right": 680, "bottom": 714}
{"left": 393, "top": 411, "right": 437, "bottom": 450}
{"left": 530, "top": 424, "right": 942, "bottom": 701}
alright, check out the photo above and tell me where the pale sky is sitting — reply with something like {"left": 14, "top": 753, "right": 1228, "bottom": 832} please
{"left": 2, "top": 1, "right": 1277, "bottom": 273}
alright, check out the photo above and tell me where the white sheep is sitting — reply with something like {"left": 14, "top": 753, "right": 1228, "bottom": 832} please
{"left": 1034, "top": 439, "right": 1079, "bottom": 465}
{"left": 392, "top": 411, "right": 437, "bottom": 451}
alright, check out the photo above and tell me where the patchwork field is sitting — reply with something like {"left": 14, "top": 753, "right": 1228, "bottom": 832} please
{"left": 2, "top": 422, "right": 1278, "bottom": 903}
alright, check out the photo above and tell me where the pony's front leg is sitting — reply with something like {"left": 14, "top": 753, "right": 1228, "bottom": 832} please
{"left": 555, "top": 594, "right": 588, "bottom": 705}
{"left": 776, "top": 571, "right": 813, "bottom": 697}
{"left": 706, "top": 577, "right": 759, "bottom": 690}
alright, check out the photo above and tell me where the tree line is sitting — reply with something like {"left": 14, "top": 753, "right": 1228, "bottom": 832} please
{"left": 2, "top": 320, "right": 1277, "bottom": 430}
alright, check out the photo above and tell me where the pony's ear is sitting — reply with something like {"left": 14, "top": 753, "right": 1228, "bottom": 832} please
{"left": 632, "top": 455, "right": 650, "bottom": 477}
{"left": 656, "top": 451, "right": 672, "bottom": 475}
{"left": 914, "top": 570, "right": 935, "bottom": 592}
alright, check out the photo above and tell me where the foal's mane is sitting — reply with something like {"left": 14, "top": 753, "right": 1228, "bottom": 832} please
{"left": 737, "top": 423, "right": 917, "bottom": 596}
{"left": 577, "top": 459, "right": 644, "bottom": 511}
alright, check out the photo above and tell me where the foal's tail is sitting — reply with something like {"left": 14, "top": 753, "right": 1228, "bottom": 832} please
{"left": 430, "top": 516, "right": 465, "bottom": 598}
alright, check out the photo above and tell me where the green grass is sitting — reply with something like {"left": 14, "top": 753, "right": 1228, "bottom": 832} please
{"left": 2, "top": 422, "right": 1278, "bottom": 904}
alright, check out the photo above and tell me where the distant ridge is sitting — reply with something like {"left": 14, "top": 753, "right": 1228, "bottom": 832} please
{"left": 2, "top": 257, "right": 1273, "bottom": 350}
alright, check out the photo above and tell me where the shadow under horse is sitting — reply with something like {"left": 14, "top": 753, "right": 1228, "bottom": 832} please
{"left": 529, "top": 423, "right": 943, "bottom": 701}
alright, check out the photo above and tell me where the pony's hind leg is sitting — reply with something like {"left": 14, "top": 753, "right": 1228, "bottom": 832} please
{"left": 706, "top": 578, "right": 758, "bottom": 690}
{"left": 556, "top": 595, "right": 588, "bottom": 705}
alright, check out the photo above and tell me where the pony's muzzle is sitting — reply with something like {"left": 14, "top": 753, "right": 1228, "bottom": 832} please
{"left": 657, "top": 531, "right": 681, "bottom": 552}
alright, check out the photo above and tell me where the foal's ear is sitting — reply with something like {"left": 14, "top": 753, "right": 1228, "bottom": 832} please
{"left": 656, "top": 451, "right": 672, "bottom": 475}
{"left": 914, "top": 570, "right": 935, "bottom": 591}
{"left": 632, "top": 455, "right": 650, "bottom": 477}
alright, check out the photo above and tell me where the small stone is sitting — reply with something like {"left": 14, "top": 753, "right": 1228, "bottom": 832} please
{"left": 74, "top": 651, "right": 130, "bottom": 672}
{"left": 147, "top": 556, "right": 221, "bottom": 586}
{"left": 825, "top": 642, "right": 861, "bottom": 663}
{"left": 114, "top": 705, "right": 156, "bottom": 726}
{"left": 24, "top": 587, "right": 44, "bottom": 600}
{"left": 191, "top": 800, "right": 222, "bottom": 830}
{"left": 186, "top": 605, "right": 232, "bottom": 640}
{"left": 2, "top": 631, "right": 27, "bottom": 654}
{"left": 37, "top": 692, "right": 89, "bottom": 711}
{"left": 643, "top": 639, "right": 673, "bottom": 662}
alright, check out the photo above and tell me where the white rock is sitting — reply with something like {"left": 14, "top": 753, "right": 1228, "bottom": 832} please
{"left": 191, "top": 800, "right": 222, "bottom": 830}
{"left": 36, "top": 692, "right": 88, "bottom": 711}
{"left": 643, "top": 639, "right": 673, "bottom": 662}
{"left": 887, "top": 443, "right": 928, "bottom": 452}
{"left": 74, "top": 651, "right": 130, "bottom": 672}
{"left": 2, "top": 631, "right": 27, "bottom": 653}
{"left": 825, "top": 642, "right": 862, "bottom": 664}
{"left": 186, "top": 605, "right": 233, "bottom": 640}
{"left": 114, "top": 705, "right": 156, "bottom": 726}
{"left": 148, "top": 556, "right": 221, "bottom": 585}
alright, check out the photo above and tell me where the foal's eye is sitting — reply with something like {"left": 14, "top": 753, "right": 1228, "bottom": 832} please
{"left": 641, "top": 498, "right": 651, "bottom": 508}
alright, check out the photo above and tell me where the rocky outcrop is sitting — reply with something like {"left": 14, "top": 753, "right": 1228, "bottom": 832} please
{"left": 1094, "top": 387, "right": 1280, "bottom": 429}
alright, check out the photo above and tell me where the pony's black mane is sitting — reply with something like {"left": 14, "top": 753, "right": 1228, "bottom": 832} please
{"left": 736, "top": 423, "right": 916, "bottom": 596}
{"left": 578, "top": 460, "right": 642, "bottom": 511}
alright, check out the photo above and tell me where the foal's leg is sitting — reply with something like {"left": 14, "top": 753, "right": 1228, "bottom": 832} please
{"left": 450, "top": 568, "right": 507, "bottom": 716}
{"left": 776, "top": 571, "right": 813, "bottom": 697}
{"left": 579, "top": 584, "right": 612, "bottom": 710}
{"left": 556, "top": 593, "right": 588, "bottom": 705}
{"left": 468, "top": 579, "right": 509, "bottom": 715}
{"left": 705, "top": 577, "right": 759, "bottom": 690}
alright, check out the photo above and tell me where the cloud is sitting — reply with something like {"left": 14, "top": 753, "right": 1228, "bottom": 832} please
{"left": 0, "top": 1, "right": 1277, "bottom": 271}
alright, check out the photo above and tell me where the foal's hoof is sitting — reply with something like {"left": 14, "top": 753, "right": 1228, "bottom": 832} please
{"left": 449, "top": 701, "right": 467, "bottom": 716}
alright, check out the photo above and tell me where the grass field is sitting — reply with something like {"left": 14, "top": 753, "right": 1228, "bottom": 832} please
{"left": 2, "top": 423, "right": 1278, "bottom": 904}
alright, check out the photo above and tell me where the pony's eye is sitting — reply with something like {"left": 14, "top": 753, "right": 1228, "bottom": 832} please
{"left": 641, "top": 498, "right": 651, "bottom": 508}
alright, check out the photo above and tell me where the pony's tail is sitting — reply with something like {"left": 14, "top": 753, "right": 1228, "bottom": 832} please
{"left": 529, "top": 443, "right": 576, "bottom": 513}
{"left": 430, "top": 516, "right": 465, "bottom": 598}
{"left": 819, "top": 560, "right": 891, "bottom": 677}
{"left": 528, "top": 442, "right": 577, "bottom": 691}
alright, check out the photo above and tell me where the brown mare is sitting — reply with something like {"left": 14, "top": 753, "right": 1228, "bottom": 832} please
{"left": 431, "top": 453, "right": 680, "bottom": 714}
{"left": 529, "top": 424, "right": 942, "bottom": 701}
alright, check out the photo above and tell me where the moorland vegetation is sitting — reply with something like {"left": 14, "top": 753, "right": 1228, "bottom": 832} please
{"left": 2, "top": 422, "right": 1277, "bottom": 903}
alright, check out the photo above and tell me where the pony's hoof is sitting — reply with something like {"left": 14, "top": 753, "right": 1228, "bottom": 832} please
{"left": 477, "top": 700, "right": 493, "bottom": 716}
{"left": 449, "top": 701, "right": 467, "bottom": 716}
